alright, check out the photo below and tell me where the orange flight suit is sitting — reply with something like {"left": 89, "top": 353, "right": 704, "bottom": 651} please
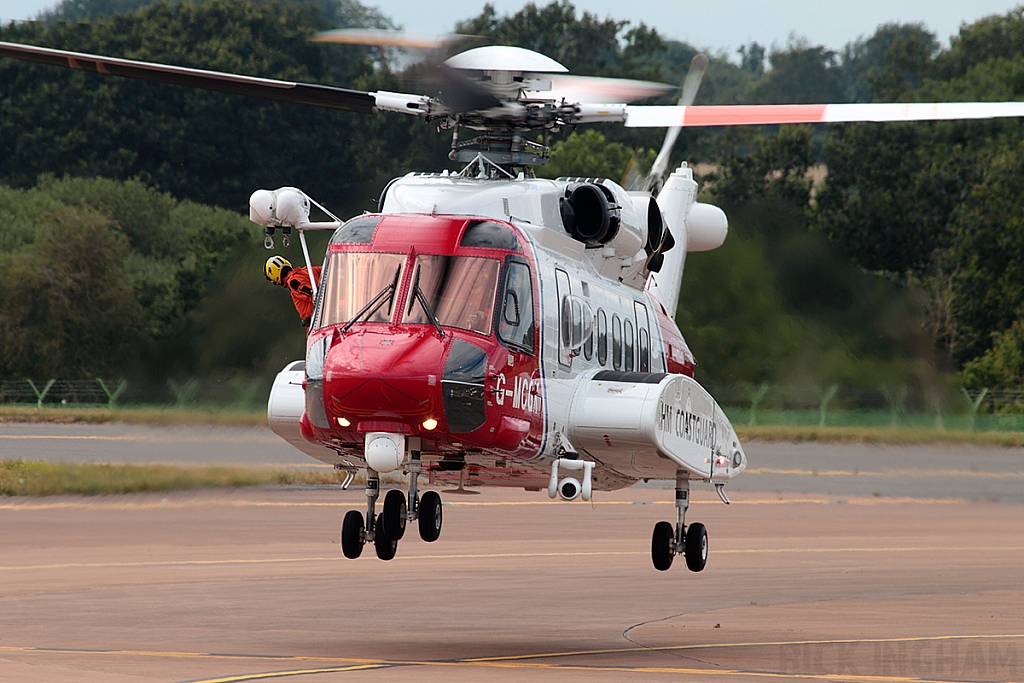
{"left": 283, "top": 265, "right": 322, "bottom": 328}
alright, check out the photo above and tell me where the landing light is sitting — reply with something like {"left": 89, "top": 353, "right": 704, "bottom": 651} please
{"left": 336, "top": 417, "right": 351, "bottom": 428}
{"left": 422, "top": 418, "right": 438, "bottom": 431}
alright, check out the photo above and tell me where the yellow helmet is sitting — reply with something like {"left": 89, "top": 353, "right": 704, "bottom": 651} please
{"left": 265, "top": 255, "right": 292, "bottom": 285}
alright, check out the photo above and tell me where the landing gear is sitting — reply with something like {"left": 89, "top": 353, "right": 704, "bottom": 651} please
{"left": 650, "top": 470, "right": 709, "bottom": 573}
{"left": 341, "top": 509, "right": 364, "bottom": 559}
{"left": 374, "top": 512, "right": 398, "bottom": 560}
{"left": 339, "top": 439, "right": 444, "bottom": 560}
{"left": 418, "top": 490, "right": 442, "bottom": 542}
{"left": 684, "top": 522, "right": 708, "bottom": 572}
{"left": 382, "top": 489, "right": 407, "bottom": 540}
{"left": 651, "top": 520, "right": 674, "bottom": 571}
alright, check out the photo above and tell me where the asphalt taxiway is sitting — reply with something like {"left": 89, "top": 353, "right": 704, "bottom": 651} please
{"left": 2, "top": 490, "right": 1023, "bottom": 681}
{"left": 1, "top": 425, "right": 1023, "bottom": 682}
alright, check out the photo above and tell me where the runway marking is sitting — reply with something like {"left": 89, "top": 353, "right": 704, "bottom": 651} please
{"left": 2, "top": 545, "right": 1022, "bottom": 572}
{"left": 747, "top": 467, "right": 1024, "bottom": 478}
{"left": 4, "top": 634, "right": 1024, "bottom": 683}
{"left": 0, "top": 433, "right": 280, "bottom": 443}
{"left": 0, "top": 495, "right": 970, "bottom": 512}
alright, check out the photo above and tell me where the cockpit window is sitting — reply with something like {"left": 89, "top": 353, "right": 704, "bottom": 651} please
{"left": 498, "top": 262, "right": 534, "bottom": 353}
{"left": 459, "top": 220, "right": 519, "bottom": 250}
{"left": 315, "top": 252, "right": 405, "bottom": 328}
{"left": 330, "top": 216, "right": 379, "bottom": 244}
{"left": 406, "top": 255, "right": 500, "bottom": 335}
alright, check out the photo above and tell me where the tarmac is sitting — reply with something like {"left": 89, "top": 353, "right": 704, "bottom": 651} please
{"left": 1, "top": 425, "right": 1023, "bottom": 682}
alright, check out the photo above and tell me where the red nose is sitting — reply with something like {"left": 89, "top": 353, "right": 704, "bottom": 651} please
{"left": 323, "top": 328, "right": 445, "bottom": 432}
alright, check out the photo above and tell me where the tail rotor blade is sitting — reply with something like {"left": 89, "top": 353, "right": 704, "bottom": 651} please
{"left": 643, "top": 54, "right": 708, "bottom": 195}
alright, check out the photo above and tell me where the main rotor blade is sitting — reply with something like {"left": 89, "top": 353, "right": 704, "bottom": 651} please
{"left": 625, "top": 102, "right": 1024, "bottom": 128}
{"left": 311, "top": 29, "right": 475, "bottom": 50}
{"left": 643, "top": 53, "right": 708, "bottom": 194}
{"left": 0, "top": 40, "right": 376, "bottom": 113}
{"left": 536, "top": 75, "right": 674, "bottom": 104}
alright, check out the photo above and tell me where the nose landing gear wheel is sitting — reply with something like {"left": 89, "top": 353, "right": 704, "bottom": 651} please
{"left": 374, "top": 513, "right": 398, "bottom": 560}
{"left": 651, "top": 521, "right": 674, "bottom": 571}
{"left": 382, "top": 489, "right": 407, "bottom": 540}
{"left": 418, "top": 490, "right": 443, "bottom": 542}
{"left": 685, "top": 522, "right": 708, "bottom": 572}
{"left": 341, "top": 510, "right": 364, "bottom": 559}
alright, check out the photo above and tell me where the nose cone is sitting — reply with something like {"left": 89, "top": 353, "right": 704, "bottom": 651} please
{"left": 324, "top": 329, "right": 445, "bottom": 428}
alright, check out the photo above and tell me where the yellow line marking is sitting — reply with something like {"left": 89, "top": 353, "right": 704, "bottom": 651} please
{"left": 747, "top": 467, "right": 1024, "bottom": 478}
{"left": 190, "top": 664, "right": 388, "bottom": 682}
{"left": 3, "top": 545, "right": 1023, "bottom": 572}
{"left": 5, "top": 634, "right": 1024, "bottom": 683}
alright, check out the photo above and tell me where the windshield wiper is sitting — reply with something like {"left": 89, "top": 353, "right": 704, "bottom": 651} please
{"left": 341, "top": 265, "right": 401, "bottom": 334}
{"left": 407, "top": 264, "right": 444, "bottom": 338}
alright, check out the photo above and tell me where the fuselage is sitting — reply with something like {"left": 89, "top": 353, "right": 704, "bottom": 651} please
{"left": 277, "top": 181, "right": 744, "bottom": 490}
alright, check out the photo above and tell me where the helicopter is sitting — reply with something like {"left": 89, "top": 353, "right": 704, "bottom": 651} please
{"left": 3, "top": 34, "right": 1024, "bottom": 572}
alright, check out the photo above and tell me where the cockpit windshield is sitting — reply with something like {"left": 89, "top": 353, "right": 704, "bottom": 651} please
{"left": 406, "top": 255, "right": 500, "bottom": 335}
{"left": 316, "top": 252, "right": 405, "bottom": 329}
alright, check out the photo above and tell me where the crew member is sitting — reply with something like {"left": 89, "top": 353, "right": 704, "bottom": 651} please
{"left": 265, "top": 256, "right": 322, "bottom": 330}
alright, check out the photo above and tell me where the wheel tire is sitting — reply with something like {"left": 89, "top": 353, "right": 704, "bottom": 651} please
{"left": 651, "top": 521, "right": 674, "bottom": 571}
{"left": 374, "top": 513, "right": 398, "bottom": 561}
{"left": 418, "top": 491, "right": 443, "bottom": 543}
{"left": 383, "top": 489, "right": 407, "bottom": 540}
{"left": 341, "top": 510, "right": 364, "bottom": 559}
{"left": 684, "top": 522, "right": 708, "bottom": 572}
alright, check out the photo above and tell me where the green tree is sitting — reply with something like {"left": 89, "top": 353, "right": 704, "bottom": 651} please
{"left": 961, "top": 320, "right": 1024, "bottom": 390}
{"left": 0, "top": 208, "right": 146, "bottom": 378}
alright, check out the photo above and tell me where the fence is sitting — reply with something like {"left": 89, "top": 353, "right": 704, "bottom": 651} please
{"left": 3, "top": 378, "right": 1024, "bottom": 432}
{"left": 0, "top": 378, "right": 269, "bottom": 410}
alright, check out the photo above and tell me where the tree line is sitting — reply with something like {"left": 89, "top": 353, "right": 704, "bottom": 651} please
{"left": 1, "top": 0, "right": 1022, "bottom": 397}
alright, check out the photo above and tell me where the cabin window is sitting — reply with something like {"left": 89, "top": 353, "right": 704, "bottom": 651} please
{"left": 583, "top": 315, "right": 594, "bottom": 360}
{"left": 555, "top": 269, "right": 571, "bottom": 366}
{"left": 612, "top": 314, "right": 622, "bottom": 370}
{"left": 597, "top": 309, "right": 608, "bottom": 365}
{"left": 497, "top": 261, "right": 534, "bottom": 353}
{"left": 634, "top": 301, "right": 651, "bottom": 372}
{"left": 330, "top": 215, "right": 379, "bottom": 244}
{"left": 316, "top": 252, "right": 406, "bottom": 328}
{"left": 406, "top": 255, "right": 500, "bottom": 335}
{"left": 639, "top": 327, "right": 650, "bottom": 372}
{"left": 623, "top": 318, "right": 635, "bottom": 372}
{"left": 460, "top": 220, "right": 519, "bottom": 250}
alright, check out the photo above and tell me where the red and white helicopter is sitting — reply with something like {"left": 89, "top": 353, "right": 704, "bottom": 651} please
{"left": 3, "top": 33, "right": 1024, "bottom": 571}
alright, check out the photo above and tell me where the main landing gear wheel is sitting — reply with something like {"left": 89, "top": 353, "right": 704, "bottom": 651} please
{"left": 374, "top": 513, "right": 398, "bottom": 561}
{"left": 651, "top": 521, "right": 674, "bottom": 571}
{"left": 383, "top": 489, "right": 407, "bottom": 540}
{"left": 341, "top": 510, "right": 364, "bottom": 559}
{"left": 684, "top": 522, "right": 708, "bottom": 572}
{"left": 418, "top": 490, "right": 443, "bottom": 542}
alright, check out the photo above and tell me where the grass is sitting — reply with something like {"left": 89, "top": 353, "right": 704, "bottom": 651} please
{"left": 736, "top": 424, "right": 1024, "bottom": 447}
{"left": 0, "top": 460, "right": 353, "bottom": 497}
{"left": 3, "top": 404, "right": 1024, "bottom": 447}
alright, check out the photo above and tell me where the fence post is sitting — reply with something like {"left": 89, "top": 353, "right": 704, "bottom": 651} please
{"left": 96, "top": 378, "right": 128, "bottom": 409}
{"left": 882, "top": 384, "right": 908, "bottom": 428}
{"left": 167, "top": 378, "right": 200, "bottom": 407}
{"left": 743, "top": 382, "right": 770, "bottom": 426}
{"left": 26, "top": 379, "right": 56, "bottom": 408}
{"left": 817, "top": 384, "right": 838, "bottom": 427}
{"left": 961, "top": 387, "right": 988, "bottom": 432}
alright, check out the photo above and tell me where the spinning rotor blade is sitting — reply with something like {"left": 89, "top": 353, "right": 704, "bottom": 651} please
{"left": 533, "top": 74, "right": 673, "bottom": 104}
{"left": 0, "top": 40, "right": 377, "bottom": 113}
{"left": 624, "top": 101, "right": 1024, "bottom": 127}
{"left": 310, "top": 28, "right": 474, "bottom": 49}
{"left": 426, "top": 63, "right": 502, "bottom": 113}
{"left": 643, "top": 53, "right": 708, "bottom": 194}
